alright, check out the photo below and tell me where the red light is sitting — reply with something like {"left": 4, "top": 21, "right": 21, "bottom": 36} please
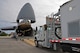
{"left": 62, "top": 38, "right": 66, "bottom": 40}
{"left": 76, "top": 38, "right": 80, "bottom": 40}
{"left": 69, "top": 38, "right": 72, "bottom": 40}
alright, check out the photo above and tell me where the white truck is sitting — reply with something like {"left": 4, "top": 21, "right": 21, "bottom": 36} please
{"left": 35, "top": 0, "right": 80, "bottom": 53}
{"left": 50, "top": 0, "right": 80, "bottom": 53}
{"left": 34, "top": 16, "right": 61, "bottom": 50}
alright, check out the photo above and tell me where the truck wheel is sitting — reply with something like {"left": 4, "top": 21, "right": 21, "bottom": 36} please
{"left": 35, "top": 40, "right": 39, "bottom": 47}
{"left": 70, "top": 51, "right": 77, "bottom": 53}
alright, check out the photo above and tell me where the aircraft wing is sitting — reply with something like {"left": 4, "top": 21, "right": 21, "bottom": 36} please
{"left": 0, "top": 21, "right": 17, "bottom": 30}
{"left": 1, "top": 26, "right": 17, "bottom": 30}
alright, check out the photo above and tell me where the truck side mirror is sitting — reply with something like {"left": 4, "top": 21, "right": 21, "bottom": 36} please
{"left": 36, "top": 27, "right": 38, "bottom": 31}
{"left": 17, "top": 20, "right": 19, "bottom": 23}
{"left": 44, "top": 24, "right": 47, "bottom": 30}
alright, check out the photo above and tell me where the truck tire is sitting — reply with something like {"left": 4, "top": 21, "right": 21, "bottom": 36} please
{"left": 34, "top": 39, "right": 39, "bottom": 47}
{"left": 61, "top": 43, "right": 72, "bottom": 53}
{"left": 70, "top": 51, "right": 77, "bottom": 53}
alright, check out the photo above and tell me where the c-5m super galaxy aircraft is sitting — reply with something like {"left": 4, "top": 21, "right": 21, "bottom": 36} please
{"left": 1, "top": 3, "right": 36, "bottom": 36}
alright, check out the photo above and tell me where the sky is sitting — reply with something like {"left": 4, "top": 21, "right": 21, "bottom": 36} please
{"left": 0, "top": 0, "right": 69, "bottom": 29}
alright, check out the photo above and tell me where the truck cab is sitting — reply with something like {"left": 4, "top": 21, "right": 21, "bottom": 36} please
{"left": 34, "top": 16, "right": 61, "bottom": 49}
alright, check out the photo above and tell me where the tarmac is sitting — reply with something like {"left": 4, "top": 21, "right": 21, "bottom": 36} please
{"left": 0, "top": 36, "right": 35, "bottom": 46}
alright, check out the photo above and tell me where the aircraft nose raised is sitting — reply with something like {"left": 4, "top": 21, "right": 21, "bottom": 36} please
{"left": 17, "top": 3, "right": 36, "bottom": 23}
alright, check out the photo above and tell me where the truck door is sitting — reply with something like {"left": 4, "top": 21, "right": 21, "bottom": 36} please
{"left": 38, "top": 26, "right": 45, "bottom": 41}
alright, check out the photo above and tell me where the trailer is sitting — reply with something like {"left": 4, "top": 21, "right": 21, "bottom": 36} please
{"left": 50, "top": 0, "right": 80, "bottom": 53}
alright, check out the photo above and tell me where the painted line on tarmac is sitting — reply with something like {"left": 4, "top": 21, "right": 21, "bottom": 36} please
{"left": 23, "top": 38, "right": 35, "bottom": 46}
